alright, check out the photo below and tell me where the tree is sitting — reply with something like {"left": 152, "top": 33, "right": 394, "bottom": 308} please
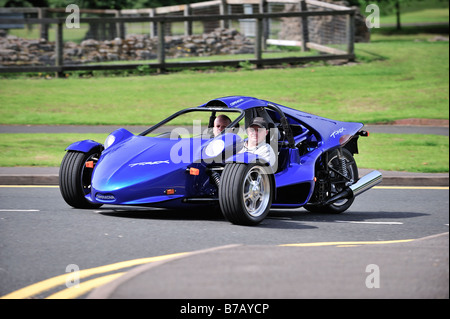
{"left": 1, "top": 0, "right": 48, "bottom": 6}
{"left": 46, "top": 0, "right": 134, "bottom": 9}
{"left": 44, "top": 0, "right": 206, "bottom": 9}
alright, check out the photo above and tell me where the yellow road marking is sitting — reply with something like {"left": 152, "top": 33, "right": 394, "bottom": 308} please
{"left": 281, "top": 239, "right": 415, "bottom": 247}
{"left": 45, "top": 272, "right": 126, "bottom": 299}
{"left": 0, "top": 252, "right": 188, "bottom": 299}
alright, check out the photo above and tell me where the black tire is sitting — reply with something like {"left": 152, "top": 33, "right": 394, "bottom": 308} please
{"left": 59, "top": 150, "right": 103, "bottom": 209}
{"left": 219, "top": 163, "right": 273, "bottom": 225}
{"left": 305, "top": 148, "right": 358, "bottom": 214}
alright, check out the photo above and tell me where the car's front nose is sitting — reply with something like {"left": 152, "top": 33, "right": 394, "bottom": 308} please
{"left": 88, "top": 135, "right": 191, "bottom": 205}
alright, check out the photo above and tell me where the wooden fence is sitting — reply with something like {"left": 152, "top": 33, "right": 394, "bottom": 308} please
{"left": 0, "top": 0, "right": 356, "bottom": 75}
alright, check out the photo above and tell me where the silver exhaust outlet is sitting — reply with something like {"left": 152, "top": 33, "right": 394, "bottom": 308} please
{"left": 350, "top": 170, "right": 383, "bottom": 197}
{"left": 325, "top": 170, "right": 383, "bottom": 205}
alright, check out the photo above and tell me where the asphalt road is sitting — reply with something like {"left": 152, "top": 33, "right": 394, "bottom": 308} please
{"left": 0, "top": 185, "right": 448, "bottom": 299}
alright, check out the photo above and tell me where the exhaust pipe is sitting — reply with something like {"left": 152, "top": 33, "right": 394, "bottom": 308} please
{"left": 325, "top": 170, "right": 383, "bottom": 205}
{"left": 350, "top": 170, "right": 383, "bottom": 197}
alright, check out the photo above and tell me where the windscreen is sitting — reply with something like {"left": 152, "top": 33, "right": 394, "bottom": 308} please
{"left": 142, "top": 108, "right": 244, "bottom": 139}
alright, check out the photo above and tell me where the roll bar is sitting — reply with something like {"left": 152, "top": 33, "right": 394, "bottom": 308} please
{"left": 267, "top": 103, "right": 296, "bottom": 148}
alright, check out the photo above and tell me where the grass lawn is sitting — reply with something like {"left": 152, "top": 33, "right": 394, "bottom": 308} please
{"left": 0, "top": 133, "right": 105, "bottom": 167}
{"left": 383, "top": 8, "right": 449, "bottom": 24}
{"left": 357, "top": 133, "right": 449, "bottom": 173}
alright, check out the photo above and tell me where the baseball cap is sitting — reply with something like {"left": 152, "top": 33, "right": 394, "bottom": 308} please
{"left": 249, "top": 117, "right": 268, "bottom": 129}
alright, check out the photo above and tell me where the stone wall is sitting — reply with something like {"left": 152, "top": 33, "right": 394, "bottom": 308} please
{"left": 0, "top": 28, "right": 254, "bottom": 66}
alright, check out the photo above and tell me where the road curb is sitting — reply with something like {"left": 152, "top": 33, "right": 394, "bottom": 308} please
{"left": 0, "top": 174, "right": 59, "bottom": 185}
{"left": 378, "top": 176, "right": 449, "bottom": 187}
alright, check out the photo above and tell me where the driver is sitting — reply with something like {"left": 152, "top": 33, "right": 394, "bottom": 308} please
{"left": 239, "top": 117, "right": 276, "bottom": 167}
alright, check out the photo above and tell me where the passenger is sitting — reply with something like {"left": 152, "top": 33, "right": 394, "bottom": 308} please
{"left": 213, "top": 114, "right": 232, "bottom": 137}
{"left": 239, "top": 117, "right": 276, "bottom": 167}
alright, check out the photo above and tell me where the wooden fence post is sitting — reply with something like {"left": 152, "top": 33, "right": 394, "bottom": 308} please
{"left": 38, "top": 8, "right": 49, "bottom": 41}
{"left": 300, "top": 0, "right": 309, "bottom": 52}
{"left": 259, "top": 0, "right": 268, "bottom": 50}
{"left": 220, "top": 0, "right": 229, "bottom": 29}
{"left": 157, "top": 20, "right": 166, "bottom": 73}
{"left": 115, "top": 10, "right": 125, "bottom": 39}
{"left": 184, "top": 4, "right": 192, "bottom": 36}
{"left": 255, "top": 18, "right": 263, "bottom": 68}
{"left": 149, "top": 9, "right": 156, "bottom": 38}
{"left": 346, "top": 10, "right": 355, "bottom": 59}
{"left": 55, "top": 21, "right": 64, "bottom": 77}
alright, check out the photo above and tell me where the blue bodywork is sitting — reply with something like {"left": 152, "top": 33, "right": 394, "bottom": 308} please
{"left": 65, "top": 96, "right": 364, "bottom": 209}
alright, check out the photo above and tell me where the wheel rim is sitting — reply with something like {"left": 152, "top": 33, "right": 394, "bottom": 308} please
{"left": 242, "top": 166, "right": 271, "bottom": 217}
